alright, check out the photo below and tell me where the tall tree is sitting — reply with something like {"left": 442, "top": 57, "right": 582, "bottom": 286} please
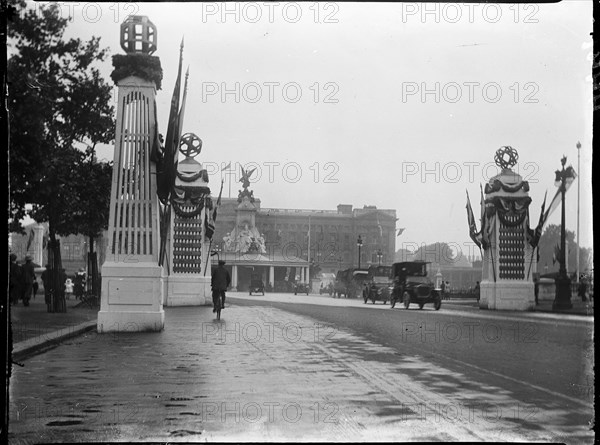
{"left": 8, "top": 0, "right": 115, "bottom": 311}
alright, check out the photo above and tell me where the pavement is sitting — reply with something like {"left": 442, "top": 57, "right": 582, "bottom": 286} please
{"left": 10, "top": 294, "right": 99, "bottom": 362}
{"left": 8, "top": 291, "right": 593, "bottom": 363}
{"left": 7, "top": 292, "right": 594, "bottom": 443}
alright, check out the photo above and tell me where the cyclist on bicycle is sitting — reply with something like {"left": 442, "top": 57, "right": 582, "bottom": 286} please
{"left": 211, "top": 260, "right": 231, "bottom": 312}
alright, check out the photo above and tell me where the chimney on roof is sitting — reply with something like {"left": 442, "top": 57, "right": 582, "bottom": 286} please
{"left": 337, "top": 204, "right": 352, "bottom": 215}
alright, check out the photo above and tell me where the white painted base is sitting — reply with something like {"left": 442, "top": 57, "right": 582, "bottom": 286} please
{"left": 165, "top": 275, "right": 211, "bottom": 306}
{"left": 97, "top": 261, "right": 165, "bottom": 333}
{"left": 538, "top": 278, "right": 555, "bottom": 301}
{"left": 479, "top": 280, "right": 535, "bottom": 311}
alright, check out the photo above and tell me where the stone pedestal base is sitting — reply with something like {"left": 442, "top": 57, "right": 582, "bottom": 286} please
{"left": 479, "top": 280, "right": 535, "bottom": 311}
{"left": 165, "top": 275, "right": 211, "bottom": 306}
{"left": 97, "top": 261, "right": 165, "bottom": 333}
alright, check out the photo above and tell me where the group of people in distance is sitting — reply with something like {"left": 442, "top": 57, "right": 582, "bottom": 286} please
{"left": 9, "top": 253, "right": 88, "bottom": 309}
{"left": 9, "top": 254, "right": 37, "bottom": 306}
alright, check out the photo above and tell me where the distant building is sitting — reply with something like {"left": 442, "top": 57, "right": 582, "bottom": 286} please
{"left": 212, "top": 198, "right": 397, "bottom": 291}
{"left": 11, "top": 198, "right": 397, "bottom": 288}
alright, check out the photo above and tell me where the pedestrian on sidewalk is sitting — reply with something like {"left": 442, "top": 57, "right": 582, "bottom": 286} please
{"left": 9, "top": 253, "right": 23, "bottom": 305}
{"left": 65, "top": 278, "right": 74, "bottom": 300}
{"left": 41, "top": 264, "right": 53, "bottom": 312}
{"left": 32, "top": 277, "right": 39, "bottom": 300}
{"left": 74, "top": 268, "right": 86, "bottom": 300}
{"left": 211, "top": 260, "right": 231, "bottom": 312}
{"left": 578, "top": 277, "right": 588, "bottom": 302}
{"left": 21, "top": 255, "right": 36, "bottom": 307}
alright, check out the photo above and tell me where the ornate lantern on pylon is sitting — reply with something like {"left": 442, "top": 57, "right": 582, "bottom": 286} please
{"left": 120, "top": 15, "right": 157, "bottom": 54}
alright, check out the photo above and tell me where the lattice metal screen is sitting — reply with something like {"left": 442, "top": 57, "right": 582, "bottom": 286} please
{"left": 110, "top": 90, "right": 153, "bottom": 256}
{"left": 498, "top": 215, "right": 525, "bottom": 280}
{"left": 172, "top": 208, "right": 203, "bottom": 274}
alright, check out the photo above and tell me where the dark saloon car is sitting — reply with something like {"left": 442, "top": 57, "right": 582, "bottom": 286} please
{"left": 249, "top": 274, "right": 265, "bottom": 295}
{"left": 390, "top": 261, "right": 441, "bottom": 310}
{"left": 294, "top": 282, "right": 310, "bottom": 295}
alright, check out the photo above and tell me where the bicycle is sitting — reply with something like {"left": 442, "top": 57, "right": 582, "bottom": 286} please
{"left": 213, "top": 289, "right": 225, "bottom": 320}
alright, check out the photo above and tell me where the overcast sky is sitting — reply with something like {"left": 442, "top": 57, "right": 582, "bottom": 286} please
{"left": 21, "top": 1, "right": 593, "bottom": 253}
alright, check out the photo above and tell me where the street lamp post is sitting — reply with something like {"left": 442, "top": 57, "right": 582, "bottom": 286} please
{"left": 357, "top": 235, "right": 363, "bottom": 269}
{"left": 553, "top": 155, "right": 576, "bottom": 310}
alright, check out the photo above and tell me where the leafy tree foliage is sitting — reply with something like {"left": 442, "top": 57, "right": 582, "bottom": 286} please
{"left": 537, "top": 224, "right": 592, "bottom": 276}
{"left": 411, "top": 242, "right": 469, "bottom": 267}
{"left": 8, "top": 0, "right": 114, "bottom": 233}
{"left": 8, "top": 0, "right": 115, "bottom": 310}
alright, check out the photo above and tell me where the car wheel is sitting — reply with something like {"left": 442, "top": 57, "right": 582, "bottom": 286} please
{"left": 403, "top": 292, "right": 410, "bottom": 309}
{"left": 434, "top": 299, "right": 441, "bottom": 310}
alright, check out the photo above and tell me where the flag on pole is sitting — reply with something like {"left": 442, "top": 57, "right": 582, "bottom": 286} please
{"left": 158, "top": 38, "right": 184, "bottom": 267}
{"left": 544, "top": 165, "right": 577, "bottom": 223}
{"left": 530, "top": 191, "right": 547, "bottom": 248}
{"left": 26, "top": 229, "right": 35, "bottom": 251}
{"left": 164, "top": 37, "right": 185, "bottom": 193}
{"left": 397, "top": 228, "right": 405, "bottom": 237}
{"left": 205, "top": 179, "right": 224, "bottom": 240}
{"left": 479, "top": 184, "right": 488, "bottom": 249}
{"left": 466, "top": 190, "right": 482, "bottom": 248}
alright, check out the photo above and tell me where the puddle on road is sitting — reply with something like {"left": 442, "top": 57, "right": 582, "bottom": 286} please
{"left": 47, "top": 420, "right": 83, "bottom": 426}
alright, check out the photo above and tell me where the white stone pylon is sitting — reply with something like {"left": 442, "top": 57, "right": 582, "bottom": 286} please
{"left": 98, "top": 76, "right": 165, "bottom": 333}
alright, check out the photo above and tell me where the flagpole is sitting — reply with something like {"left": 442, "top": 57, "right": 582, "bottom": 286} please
{"left": 228, "top": 162, "right": 232, "bottom": 199}
{"left": 576, "top": 141, "right": 581, "bottom": 283}
{"left": 307, "top": 215, "right": 311, "bottom": 284}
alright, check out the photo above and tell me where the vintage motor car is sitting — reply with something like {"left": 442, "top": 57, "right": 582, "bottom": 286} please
{"left": 364, "top": 265, "right": 392, "bottom": 304}
{"left": 390, "top": 261, "right": 441, "bottom": 310}
{"left": 333, "top": 270, "right": 349, "bottom": 298}
{"left": 294, "top": 282, "right": 310, "bottom": 295}
{"left": 320, "top": 282, "right": 334, "bottom": 296}
{"left": 248, "top": 274, "right": 265, "bottom": 296}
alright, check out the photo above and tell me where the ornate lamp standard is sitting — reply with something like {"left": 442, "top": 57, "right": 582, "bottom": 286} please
{"left": 377, "top": 249, "right": 383, "bottom": 266}
{"left": 357, "top": 235, "right": 363, "bottom": 269}
{"left": 553, "top": 155, "right": 577, "bottom": 310}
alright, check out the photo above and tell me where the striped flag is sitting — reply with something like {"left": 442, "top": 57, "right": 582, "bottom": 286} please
{"left": 158, "top": 38, "right": 184, "bottom": 267}
{"left": 466, "top": 190, "right": 482, "bottom": 248}
{"left": 164, "top": 37, "right": 185, "bottom": 193}
{"left": 530, "top": 191, "right": 547, "bottom": 248}
{"left": 544, "top": 165, "right": 577, "bottom": 223}
{"left": 205, "top": 179, "right": 224, "bottom": 240}
{"left": 205, "top": 210, "right": 215, "bottom": 240}
{"left": 479, "top": 184, "right": 489, "bottom": 249}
